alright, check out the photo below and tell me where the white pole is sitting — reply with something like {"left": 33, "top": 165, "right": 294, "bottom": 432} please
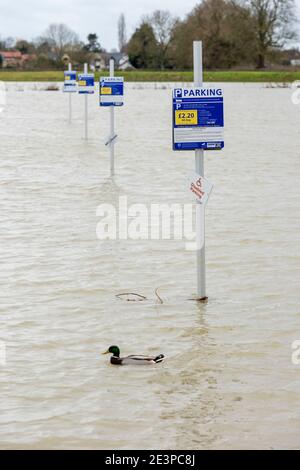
{"left": 193, "top": 41, "right": 206, "bottom": 300}
{"left": 109, "top": 59, "right": 115, "bottom": 176}
{"left": 84, "top": 62, "right": 88, "bottom": 140}
{"left": 68, "top": 63, "right": 72, "bottom": 124}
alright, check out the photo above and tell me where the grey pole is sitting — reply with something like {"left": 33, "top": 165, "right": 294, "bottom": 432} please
{"left": 193, "top": 41, "right": 206, "bottom": 300}
{"left": 84, "top": 62, "right": 88, "bottom": 140}
{"left": 109, "top": 59, "right": 115, "bottom": 176}
{"left": 68, "top": 63, "right": 72, "bottom": 123}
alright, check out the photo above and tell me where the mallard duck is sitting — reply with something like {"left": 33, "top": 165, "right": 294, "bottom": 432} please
{"left": 102, "top": 345, "right": 164, "bottom": 365}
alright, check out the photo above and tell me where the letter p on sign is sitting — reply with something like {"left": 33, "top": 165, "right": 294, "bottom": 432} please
{"left": 174, "top": 89, "right": 182, "bottom": 98}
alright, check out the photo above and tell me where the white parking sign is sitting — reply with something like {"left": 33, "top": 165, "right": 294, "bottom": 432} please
{"left": 189, "top": 172, "right": 213, "bottom": 205}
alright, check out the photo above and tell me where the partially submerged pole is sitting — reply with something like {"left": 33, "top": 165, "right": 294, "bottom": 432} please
{"left": 84, "top": 62, "right": 88, "bottom": 140}
{"left": 193, "top": 41, "right": 207, "bottom": 300}
{"left": 68, "top": 63, "right": 72, "bottom": 123}
{"left": 109, "top": 59, "right": 115, "bottom": 176}
{"left": 100, "top": 61, "right": 124, "bottom": 176}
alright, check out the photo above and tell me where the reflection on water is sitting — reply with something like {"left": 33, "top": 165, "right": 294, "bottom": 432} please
{"left": 0, "top": 83, "right": 300, "bottom": 449}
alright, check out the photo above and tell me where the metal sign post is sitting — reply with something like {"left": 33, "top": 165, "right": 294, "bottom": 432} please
{"left": 172, "top": 42, "right": 224, "bottom": 300}
{"left": 193, "top": 41, "right": 206, "bottom": 300}
{"left": 109, "top": 59, "right": 115, "bottom": 176}
{"left": 68, "top": 63, "right": 72, "bottom": 123}
{"left": 100, "top": 64, "right": 124, "bottom": 177}
{"left": 84, "top": 63, "right": 88, "bottom": 140}
{"left": 78, "top": 64, "right": 94, "bottom": 141}
{"left": 63, "top": 64, "right": 76, "bottom": 121}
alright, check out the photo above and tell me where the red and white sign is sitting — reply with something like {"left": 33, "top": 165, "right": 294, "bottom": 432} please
{"left": 189, "top": 172, "right": 213, "bottom": 205}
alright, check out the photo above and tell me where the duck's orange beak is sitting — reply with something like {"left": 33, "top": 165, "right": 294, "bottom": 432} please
{"left": 102, "top": 350, "right": 109, "bottom": 355}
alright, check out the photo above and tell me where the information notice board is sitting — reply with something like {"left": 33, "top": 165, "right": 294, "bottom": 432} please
{"left": 172, "top": 87, "right": 224, "bottom": 151}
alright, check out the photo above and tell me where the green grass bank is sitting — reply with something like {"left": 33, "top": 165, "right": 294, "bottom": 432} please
{"left": 0, "top": 70, "right": 299, "bottom": 83}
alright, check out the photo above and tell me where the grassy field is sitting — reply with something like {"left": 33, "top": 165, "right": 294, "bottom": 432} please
{"left": 0, "top": 70, "right": 299, "bottom": 82}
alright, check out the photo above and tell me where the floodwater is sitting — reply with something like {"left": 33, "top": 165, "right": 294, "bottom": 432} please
{"left": 0, "top": 81, "right": 300, "bottom": 450}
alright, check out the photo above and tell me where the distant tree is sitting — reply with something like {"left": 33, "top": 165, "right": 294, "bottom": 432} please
{"left": 38, "top": 23, "right": 80, "bottom": 61}
{"left": 168, "top": 20, "right": 194, "bottom": 69}
{"left": 170, "top": 0, "right": 256, "bottom": 69}
{"left": 243, "top": 0, "right": 298, "bottom": 68}
{"left": 84, "top": 33, "right": 102, "bottom": 53}
{"left": 224, "top": 1, "right": 256, "bottom": 66}
{"left": 34, "top": 54, "right": 57, "bottom": 70}
{"left": 118, "top": 14, "right": 127, "bottom": 52}
{"left": 7, "top": 37, "right": 16, "bottom": 49}
{"left": 0, "top": 36, "right": 15, "bottom": 50}
{"left": 145, "top": 10, "right": 178, "bottom": 69}
{"left": 35, "top": 40, "right": 52, "bottom": 56}
{"left": 71, "top": 43, "right": 91, "bottom": 64}
{"left": 15, "top": 40, "right": 35, "bottom": 54}
{"left": 127, "top": 22, "right": 159, "bottom": 69}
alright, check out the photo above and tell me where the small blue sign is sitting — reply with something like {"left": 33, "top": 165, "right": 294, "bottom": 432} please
{"left": 78, "top": 73, "right": 95, "bottom": 94}
{"left": 173, "top": 87, "right": 224, "bottom": 151}
{"left": 100, "top": 77, "right": 124, "bottom": 106}
{"left": 64, "top": 71, "right": 77, "bottom": 93}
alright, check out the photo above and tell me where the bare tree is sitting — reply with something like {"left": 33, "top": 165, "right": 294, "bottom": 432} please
{"left": 0, "top": 36, "right": 15, "bottom": 50}
{"left": 145, "top": 10, "right": 178, "bottom": 69}
{"left": 118, "top": 14, "right": 127, "bottom": 52}
{"left": 244, "top": 0, "right": 298, "bottom": 68}
{"left": 38, "top": 23, "right": 80, "bottom": 61}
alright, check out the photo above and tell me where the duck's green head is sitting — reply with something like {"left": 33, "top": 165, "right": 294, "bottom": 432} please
{"left": 102, "top": 345, "right": 120, "bottom": 357}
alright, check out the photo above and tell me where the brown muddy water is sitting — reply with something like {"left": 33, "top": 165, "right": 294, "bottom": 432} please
{"left": 0, "top": 82, "right": 299, "bottom": 449}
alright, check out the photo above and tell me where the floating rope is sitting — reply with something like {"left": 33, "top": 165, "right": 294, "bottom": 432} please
{"left": 116, "top": 290, "right": 207, "bottom": 304}
{"left": 116, "top": 288, "right": 164, "bottom": 304}
{"left": 155, "top": 288, "right": 164, "bottom": 304}
{"left": 116, "top": 293, "right": 147, "bottom": 302}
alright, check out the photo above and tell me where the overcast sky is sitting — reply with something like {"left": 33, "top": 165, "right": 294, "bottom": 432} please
{"left": 0, "top": 0, "right": 300, "bottom": 50}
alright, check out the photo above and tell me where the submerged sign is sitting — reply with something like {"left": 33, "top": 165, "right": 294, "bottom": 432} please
{"left": 173, "top": 87, "right": 224, "bottom": 151}
{"left": 100, "top": 77, "right": 124, "bottom": 106}
{"left": 63, "top": 71, "right": 77, "bottom": 93}
{"left": 78, "top": 73, "right": 95, "bottom": 94}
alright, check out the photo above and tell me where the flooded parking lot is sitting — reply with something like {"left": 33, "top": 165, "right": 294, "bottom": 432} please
{"left": 0, "top": 82, "right": 300, "bottom": 449}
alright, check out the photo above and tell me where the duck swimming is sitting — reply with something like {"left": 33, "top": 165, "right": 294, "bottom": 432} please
{"left": 102, "top": 345, "right": 164, "bottom": 365}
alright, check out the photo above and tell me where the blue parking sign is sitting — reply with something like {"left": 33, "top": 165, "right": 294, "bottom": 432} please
{"left": 64, "top": 71, "right": 77, "bottom": 93}
{"left": 100, "top": 77, "right": 124, "bottom": 106}
{"left": 78, "top": 74, "right": 95, "bottom": 94}
{"left": 173, "top": 87, "right": 224, "bottom": 151}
